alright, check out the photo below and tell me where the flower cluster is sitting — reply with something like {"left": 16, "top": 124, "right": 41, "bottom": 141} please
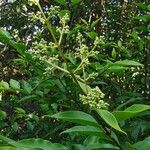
{"left": 80, "top": 87, "right": 109, "bottom": 109}
{"left": 28, "top": 0, "right": 39, "bottom": 6}
{"left": 28, "top": 11, "right": 45, "bottom": 24}
{"left": 94, "top": 36, "right": 105, "bottom": 46}
{"left": 75, "top": 33, "right": 99, "bottom": 67}
{"left": 48, "top": 6, "right": 60, "bottom": 18}
{"left": 30, "top": 39, "right": 58, "bottom": 61}
{"left": 56, "top": 13, "right": 70, "bottom": 35}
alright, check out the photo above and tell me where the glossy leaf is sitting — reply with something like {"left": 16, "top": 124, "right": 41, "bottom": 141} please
{"left": 113, "top": 104, "right": 150, "bottom": 122}
{"left": 96, "top": 109, "right": 126, "bottom": 135}
{"left": 51, "top": 111, "right": 99, "bottom": 127}
{"left": 17, "top": 139, "right": 66, "bottom": 150}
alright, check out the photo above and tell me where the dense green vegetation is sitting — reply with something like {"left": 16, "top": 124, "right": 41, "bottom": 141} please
{"left": 0, "top": 0, "right": 150, "bottom": 149}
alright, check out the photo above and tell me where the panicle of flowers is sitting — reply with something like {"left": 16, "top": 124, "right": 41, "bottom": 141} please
{"left": 86, "top": 72, "right": 98, "bottom": 80}
{"left": 76, "top": 32, "right": 85, "bottom": 45}
{"left": 28, "top": 11, "right": 45, "bottom": 24}
{"left": 59, "top": 13, "right": 70, "bottom": 26}
{"left": 79, "top": 86, "right": 109, "bottom": 109}
{"left": 56, "top": 13, "right": 70, "bottom": 35}
{"left": 75, "top": 33, "right": 99, "bottom": 66}
{"left": 44, "top": 54, "right": 59, "bottom": 75}
{"left": 30, "top": 39, "right": 58, "bottom": 61}
{"left": 48, "top": 5, "right": 60, "bottom": 18}
{"left": 56, "top": 25, "right": 69, "bottom": 35}
{"left": 94, "top": 36, "right": 105, "bottom": 46}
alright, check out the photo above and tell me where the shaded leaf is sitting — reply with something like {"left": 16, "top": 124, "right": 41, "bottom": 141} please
{"left": 133, "top": 137, "right": 150, "bottom": 150}
{"left": 71, "top": 0, "right": 81, "bottom": 5}
{"left": 113, "top": 104, "right": 150, "bottom": 122}
{"left": 0, "top": 28, "right": 27, "bottom": 54}
{"left": 0, "top": 110, "right": 7, "bottom": 120}
{"left": 86, "top": 143, "right": 119, "bottom": 150}
{"left": 22, "top": 81, "right": 32, "bottom": 94}
{"left": 10, "top": 79, "right": 20, "bottom": 90}
{"left": 61, "top": 126, "right": 106, "bottom": 138}
{"left": 55, "top": 0, "right": 66, "bottom": 5}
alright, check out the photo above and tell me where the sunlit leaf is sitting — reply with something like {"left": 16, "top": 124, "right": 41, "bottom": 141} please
{"left": 50, "top": 111, "right": 99, "bottom": 127}
{"left": 96, "top": 109, "right": 126, "bottom": 135}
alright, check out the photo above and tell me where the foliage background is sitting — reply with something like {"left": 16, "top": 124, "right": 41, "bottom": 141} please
{"left": 0, "top": 0, "right": 150, "bottom": 149}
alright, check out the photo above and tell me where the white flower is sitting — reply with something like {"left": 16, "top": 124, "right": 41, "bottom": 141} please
{"left": 80, "top": 87, "right": 108, "bottom": 109}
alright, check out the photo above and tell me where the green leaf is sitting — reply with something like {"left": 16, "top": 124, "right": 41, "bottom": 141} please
{"left": 117, "top": 40, "right": 122, "bottom": 47}
{"left": 83, "top": 136, "right": 100, "bottom": 146}
{"left": 22, "top": 81, "right": 32, "bottom": 94}
{"left": 96, "top": 109, "right": 126, "bottom": 135}
{"left": 12, "top": 42, "right": 27, "bottom": 54}
{"left": 17, "top": 139, "right": 66, "bottom": 150}
{"left": 0, "top": 147, "right": 15, "bottom": 150}
{"left": 91, "top": 18, "right": 101, "bottom": 28}
{"left": 55, "top": 0, "right": 66, "bottom": 5}
{"left": 125, "top": 142, "right": 138, "bottom": 150}
{"left": 134, "top": 14, "right": 150, "bottom": 21}
{"left": 113, "top": 104, "right": 150, "bottom": 122}
{"left": 86, "top": 32, "right": 98, "bottom": 39}
{"left": 0, "top": 28, "right": 11, "bottom": 42}
{"left": 78, "top": 81, "right": 91, "bottom": 95}
{"left": 0, "top": 81, "right": 9, "bottom": 90}
{"left": 0, "top": 135, "right": 66, "bottom": 150}
{"left": 71, "top": 0, "right": 81, "bottom": 5}
{"left": 9, "top": 79, "right": 20, "bottom": 90}
{"left": 81, "top": 18, "right": 88, "bottom": 26}
{"left": 50, "top": 111, "right": 99, "bottom": 127}
{"left": 133, "top": 137, "right": 150, "bottom": 150}
{"left": 136, "top": 3, "right": 148, "bottom": 10}
{"left": 0, "top": 110, "right": 7, "bottom": 120}
{"left": 107, "top": 66, "right": 126, "bottom": 74}
{"left": 0, "top": 28, "right": 27, "bottom": 55}
{"left": 0, "top": 135, "right": 24, "bottom": 148}
{"left": 112, "top": 48, "right": 117, "bottom": 59}
{"left": 0, "top": 147, "right": 30, "bottom": 150}
{"left": 86, "top": 143, "right": 119, "bottom": 150}
{"left": 61, "top": 126, "right": 106, "bottom": 138}
{"left": 113, "top": 60, "right": 143, "bottom": 67}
